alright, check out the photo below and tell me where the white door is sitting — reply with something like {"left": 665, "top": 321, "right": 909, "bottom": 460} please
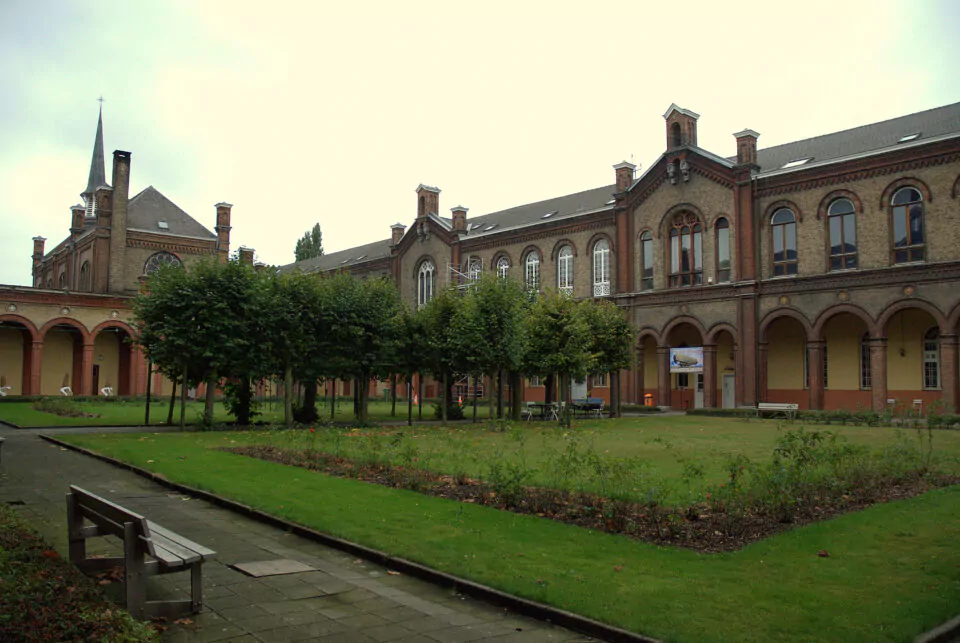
{"left": 571, "top": 378, "right": 587, "bottom": 400}
{"left": 722, "top": 373, "right": 736, "bottom": 409}
{"left": 694, "top": 374, "right": 704, "bottom": 409}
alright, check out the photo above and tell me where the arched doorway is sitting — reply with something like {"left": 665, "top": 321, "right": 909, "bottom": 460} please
{"left": 762, "top": 314, "right": 811, "bottom": 409}
{"left": 638, "top": 333, "right": 659, "bottom": 406}
{"left": 40, "top": 322, "right": 85, "bottom": 395}
{"left": 710, "top": 328, "right": 737, "bottom": 409}
{"left": 91, "top": 324, "right": 135, "bottom": 396}
{"left": 819, "top": 311, "right": 873, "bottom": 411}
{"left": 0, "top": 316, "right": 39, "bottom": 395}
{"left": 662, "top": 320, "right": 706, "bottom": 410}
{"left": 883, "top": 306, "right": 947, "bottom": 413}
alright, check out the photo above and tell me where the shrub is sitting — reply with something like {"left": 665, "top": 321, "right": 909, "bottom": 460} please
{"left": 432, "top": 403, "right": 464, "bottom": 421}
{"left": 31, "top": 397, "right": 98, "bottom": 418}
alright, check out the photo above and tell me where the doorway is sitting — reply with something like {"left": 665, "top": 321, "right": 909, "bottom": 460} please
{"left": 92, "top": 365, "right": 100, "bottom": 395}
{"left": 694, "top": 373, "right": 704, "bottom": 409}
{"left": 722, "top": 373, "right": 736, "bottom": 408}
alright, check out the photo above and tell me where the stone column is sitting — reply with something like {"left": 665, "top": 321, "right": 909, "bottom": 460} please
{"left": 807, "top": 340, "right": 825, "bottom": 410}
{"left": 657, "top": 346, "right": 671, "bottom": 408}
{"left": 757, "top": 342, "right": 769, "bottom": 402}
{"left": 940, "top": 334, "right": 959, "bottom": 413}
{"left": 636, "top": 349, "right": 645, "bottom": 404}
{"left": 25, "top": 341, "right": 43, "bottom": 395}
{"left": 869, "top": 338, "right": 888, "bottom": 412}
{"left": 702, "top": 345, "right": 717, "bottom": 408}
{"left": 81, "top": 342, "right": 95, "bottom": 396}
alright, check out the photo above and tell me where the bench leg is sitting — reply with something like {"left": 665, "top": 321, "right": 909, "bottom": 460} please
{"left": 190, "top": 562, "right": 203, "bottom": 613}
{"left": 123, "top": 522, "right": 147, "bottom": 620}
{"left": 66, "top": 493, "right": 87, "bottom": 565}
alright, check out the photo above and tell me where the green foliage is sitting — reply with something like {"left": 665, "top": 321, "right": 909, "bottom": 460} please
{"left": 432, "top": 402, "right": 465, "bottom": 421}
{"left": 294, "top": 222, "right": 324, "bottom": 262}
{"left": 31, "top": 397, "right": 97, "bottom": 418}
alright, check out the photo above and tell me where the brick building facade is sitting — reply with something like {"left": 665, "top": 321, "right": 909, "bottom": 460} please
{"left": 0, "top": 110, "right": 241, "bottom": 397}
{"left": 289, "top": 102, "right": 960, "bottom": 412}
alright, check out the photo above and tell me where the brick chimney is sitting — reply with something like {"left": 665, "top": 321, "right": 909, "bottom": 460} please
{"left": 32, "top": 236, "right": 46, "bottom": 281}
{"left": 664, "top": 104, "right": 699, "bottom": 151}
{"left": 70, "top": 204, "right": 85, "bottom": 239}
{"left": 614, "top": 161, "right": 636, "bottom": 193}
{"left": 238, "top": 246, "right": 254, "bottom": 266}
{"left": 416, "top": 184, "right": 440, "bottom": 220}
{"left": 734, "top": 129, "right": 760, "bottom": 166}
{"left": 451, "top": 206, "right": 468, "bottom": 233}
{"left": 391, "top": 223, "right": 406, "bottom": 245}
{"left": 215, "top": 202, "right": 233, "bottom": 264}
{"left": 107, "top": 150, "right": 131, "bottom": 293}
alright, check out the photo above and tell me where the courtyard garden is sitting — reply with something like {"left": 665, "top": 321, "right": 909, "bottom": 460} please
{"left": 56, "top": 415, "right": 960, "bottom": 642}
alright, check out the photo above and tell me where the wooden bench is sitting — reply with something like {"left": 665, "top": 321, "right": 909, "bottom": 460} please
{"left": 756, "top": 402, "right": 798, "bottom": 420}
{"left": 66, "top": 485, "right": 216, "bottom": 619}
{"left": 0, "top": 437, "right": 4, "bottom": 464}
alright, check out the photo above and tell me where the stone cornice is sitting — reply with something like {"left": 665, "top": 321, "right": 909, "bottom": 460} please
{"left": 1, "top": 285, "right": 132, "bottom": 307}
{"left": 756, "top": 261, "right": 960, "bottom": 296}
{"left": 127, "top": 231, "right": 217, "bottom": 255}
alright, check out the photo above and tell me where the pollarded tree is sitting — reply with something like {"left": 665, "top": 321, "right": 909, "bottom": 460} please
{"left": 394, "top": 305, "right": 429, "bottom": 426}
{"left": 523, "top": 291, "right": 594, "bottom": 427}
{"left": 582, "top": 299, "right": 635, "bottom": 418}
{"left": 421, "top": 287, "right": 465, "bottom": 426}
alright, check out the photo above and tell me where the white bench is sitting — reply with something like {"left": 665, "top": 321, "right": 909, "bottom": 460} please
{"left": 67, "top": 485, "right": 216, "bottom": 619}
{"left": 757, "top": 402, "right": 798, "bottom": 420}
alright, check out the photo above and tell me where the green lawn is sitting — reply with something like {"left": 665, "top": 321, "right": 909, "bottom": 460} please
{"left": 57, "top": 418, "right": 960, "bottom": 643}
{"left": 0, "top": 397, "right": 481, "bottom": 427}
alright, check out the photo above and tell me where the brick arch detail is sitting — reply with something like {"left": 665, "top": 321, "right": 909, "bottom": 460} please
{"left": 947, "top": 301, "right": 960, "bottom": 334}
{"left": 411, "top": 254, "right": 437, "bottom": 278}
{"left": 660, "top": 203, "right": 706, "bottom": 233}
{"left": 759, "top": 307, "right": 814, "bottom": 343}
{"left": 489, "top": 250, "right": 512, "bottom": 271}
{"left": 637, "top": 227, "right": 657, "bottom": 241}
{"left": 661, "top": 315, "right": 707, "bottom": 346}
{"left": 39, "top": 317, "right": 90, "bottom": 342}
{"left": 519, "top": 245, "right": 543, "bottom": 263}
{"left": 636, "top": 327, "right": 662, "bottom": 346}
{"left": 707, "top": 212, "right": 731, "bottom": 229}
{"left": 586, "top": 232, "right": 615, "bottom": 255}
{"left": 817, "top": 189, "right": 863, "bottom": 220}
{"left": 763, "top": 199, "right": 804, "bottom": 223}
{"left": 876, "top": 298, "right": 949, "bottom": 336}
{"left": 879, "top": 176, "right": 933, "bottom": 209}
{"left": 811, "top": 304, "right": 877, "bottom": 339}
{"left": 705, "top": 322, "right": 738, "bottom": 346}
{"left": 0, "top": 314, "right": 41, "bottom": 342}
{"left": 90, "top": 319, "right": 137, "bottom": 340}
{"left": 549, "top": 238, "right": 579, "bottom": 261}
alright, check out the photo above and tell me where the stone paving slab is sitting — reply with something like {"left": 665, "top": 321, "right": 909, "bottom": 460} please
{"left": 0, "top": 426, "right": 597, "bottom": 642}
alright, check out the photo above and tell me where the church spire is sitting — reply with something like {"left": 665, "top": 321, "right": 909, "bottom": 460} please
{"left": 83, "top": 103, "right": 107, "bottom": 197}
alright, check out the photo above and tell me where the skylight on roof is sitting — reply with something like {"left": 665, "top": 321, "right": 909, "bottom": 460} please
{"left": 355, "top": 255, "right": 366, "bottom": 261}
{"left": 470, "top": 223, "right": 483, "bottom": 231}
{"left": 898, "top": 132, "right": 921, "bottom": 143}
{"left": 605, "top": 199, "right": 616, "bottom": 205}
{"left": 781, "top": 157, "right": 813, "bottom": 169}
{"left": 540, "top": 210, "right": 557, "bottom": 219}
{"left": 340, "top": 258, "right": 350, "bottom": 264}
{"left": 483, "top": 223, "right": 498, "bottom": 232}
{"left": 157, "top": 221, "right": 169, "bottom": 230}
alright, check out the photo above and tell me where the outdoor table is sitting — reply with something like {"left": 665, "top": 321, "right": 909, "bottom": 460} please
{"left": 528, "top": 402, "right": 558, "bottom": 420}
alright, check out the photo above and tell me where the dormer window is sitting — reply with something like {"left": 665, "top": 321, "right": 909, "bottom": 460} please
{"left": 157, "top": 221, "right": 169, "bottom": 230}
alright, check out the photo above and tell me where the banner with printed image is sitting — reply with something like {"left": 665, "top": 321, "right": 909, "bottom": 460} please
{"left": 669, "top": 347, "right": 703, "bottom": 373}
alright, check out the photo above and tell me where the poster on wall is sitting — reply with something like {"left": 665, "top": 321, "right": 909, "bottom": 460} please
{"left": 670, "top": 347, "right": 704, "bottom": 373}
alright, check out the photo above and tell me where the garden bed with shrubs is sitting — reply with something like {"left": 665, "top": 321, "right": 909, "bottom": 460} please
{"left": 225, "top": 424, "right": 954, "bottom": 553}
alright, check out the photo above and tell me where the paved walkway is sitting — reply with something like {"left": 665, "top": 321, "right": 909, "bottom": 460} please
{"left": 0, "top": 425, "right": 593, "bottom": 643}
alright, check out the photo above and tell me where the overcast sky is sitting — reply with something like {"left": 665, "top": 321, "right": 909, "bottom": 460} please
{"left": 2, "top": 0, "right": 958, "bottom": 286}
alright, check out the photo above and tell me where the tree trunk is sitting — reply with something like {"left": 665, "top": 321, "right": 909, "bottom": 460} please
{"left": 166, "top": 375, "right": 177, "bottom": 425}
{"left": 390, "top": 373, "right": 397, "bottom": 417}
{"left": 407, "top": 373, "right": 413, "bottom": 426}
{"left": 284, "top": 365, "right": 293, "bottom": 428}
{"left": 418, "top": 377, "right": 423, "bottom": 421}
{"left": 488, "top": 373, "right": 495, "bottom": 422}
{"left": 441, "top": 370, "right": 448, "bottom": 426}
{"left": 204, "top": 375, "right": 216, "bottom": 426}
{"left": 353, "top": 379, "right": 360, "bottom": 420}
{"left": 497, "top": 367, "right": 504, "bottom": 419}
{"left": 472, "top": 373, "right": 478, "bottom": 423}
{"left": 610, "top": 371, "right": 620, "bottom": 418}
{"left": 359, "top": 373, "right": 370, "bottom": 422}
{"left": 331, "top": 379, "right": 336, "bottom": 420}
{"left": 301, "top": 380, "right": 318, "bottom": 423}
{"left": 179, "top": 366, "right": 187, "bottom": 431}
{"left": 510, "top": 371, "right": 522, "bottom": 421}
{"left": 237, "top": 375, "right": 252, "bottom": 425}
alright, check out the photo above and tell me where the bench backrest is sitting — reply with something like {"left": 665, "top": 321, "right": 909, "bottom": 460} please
{"left": 758, "top": 402, "right": 798, "bottom": 409}
{"left": 68, "top": 485, "right": 156, "bottom": 557}
{"left": 586, "top": 397, "right": 604, "bottom": 406}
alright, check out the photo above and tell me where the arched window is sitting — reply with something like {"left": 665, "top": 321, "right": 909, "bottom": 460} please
{"left": 860, "top": 333, "right": 871, "bottom": 389}
{"left": 923, "top": 327, "right": 940, "bottom": 389}
{"left": 671, "top": 122, "right": 682, "bottom": 147}
{"left": 715, "top": 218, "right": 731, "bottom": 283}
{"left": 771, "top": 208, "right": 798, "bottom": 276}
{"left": 891, "top": 187, "right": 925, "bottom": 264}
{"left": 668, "top": 213, "right": 702, "bottom": 287}
{"left": 828, "top": 198, "right": 857, "bottom": 270}
{"left": 496, "top": 256, "right": 510, "bottom": 279}
{"left": 525, "top": 251, "right": 540, "bottom": 292}
{"left": 417, "top": 260, "right": 435, "bottom": 308}
{"left": 467, "top": 256, "right": 481, "bottom": 282}
{"left": 58, "top": 272, "right": 67, "bottom": 289}
{"left": 557, "top": 245, "right": 573, "bottom": 294}
{"left": 593, "top": 239, "right": 611, "bottom": 296}
{"left": 640, "top": 231, "right": 654, "bottom": 291}
{"left": 144, "top": 251, "right": 182, "bottom": 275}
{"left": 79, "top": 261, "right": 91, "bottom": 292}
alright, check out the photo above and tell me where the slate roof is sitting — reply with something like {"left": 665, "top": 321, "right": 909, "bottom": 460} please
{"left": 283, "top": 237, "right": 394, "bottom": 273}
{"left": 740, "top": 101, "right": 960, "bottom": 174}
{"left": 126, "top": 186, "right": 216, "bottom": 239}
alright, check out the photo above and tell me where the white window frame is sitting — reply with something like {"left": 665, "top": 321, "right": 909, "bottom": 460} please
{"left": 525, "top": 252, "right": 540, "bottom": 292}
{"left": 496, "top": 256, "right": 510, "bottom": 279}
{"left": 924, "top": 327, "right": 940, "bottom": 389}
{"left": 417, "top": 260, "right": 435, "bottom": 309}
{"left": 593, "top": 239, "right": 611, "bottom": 296}
{"left": 557, "top": 245, "right": 573, "bottom": 294}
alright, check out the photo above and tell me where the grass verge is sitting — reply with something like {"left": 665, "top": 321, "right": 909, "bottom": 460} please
{"left": 58, "top": 428, "right": 960, "bottom": 643}
{"left": 0, "top": 503, "right": 156, "bottom": 642}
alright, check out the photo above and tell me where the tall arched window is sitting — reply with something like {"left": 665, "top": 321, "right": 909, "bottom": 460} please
{"left": 58, "top": 272, "right": 67, "bottom": 289}
{"left": 417, "top": 260, "right": 435, "bottom": 308}
{"left": 715, "top": 218, "right": 731, "bottom": 283}
{"left": 593, "top": 239, "right": 610, "bottom": 296}
{"left": 79, "top": 261, "right": 91, "bottom": 292}
{"left": 640, "top": 231, "right": 654, "bottom": 291}
{"left": 771, "top": 208, "right": 798, "bottom": 276}
{"left": 144, "top": 251, "right": 182, "bottom": 275}
{"left": 557, "top": 245, "right": 573, "bottom": 294}
{"left": 860, "top": 333, "right": 871, "bottom": 389}
{"left": 891, "top": 187, "right": 925, "bottom": 264}
{"left": 496, "top": 256, "right": 510, "bottom": 279}
{"left": 923, "top": 327, "right": 940, "bottom": 389}
{"left": 668, "top": 213, "right": 702, "bottom": 287}
{"left": 828, "top": 198, "right": 858, "bottom": 270}
{"left": 671, "top": 122, "right": 682, "bottom": 147}
{"left": 467, "top": 256, "right": 482, "bottom": 282}
{"left": 525, "top": 251, "right": 540, "bottom": 292}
